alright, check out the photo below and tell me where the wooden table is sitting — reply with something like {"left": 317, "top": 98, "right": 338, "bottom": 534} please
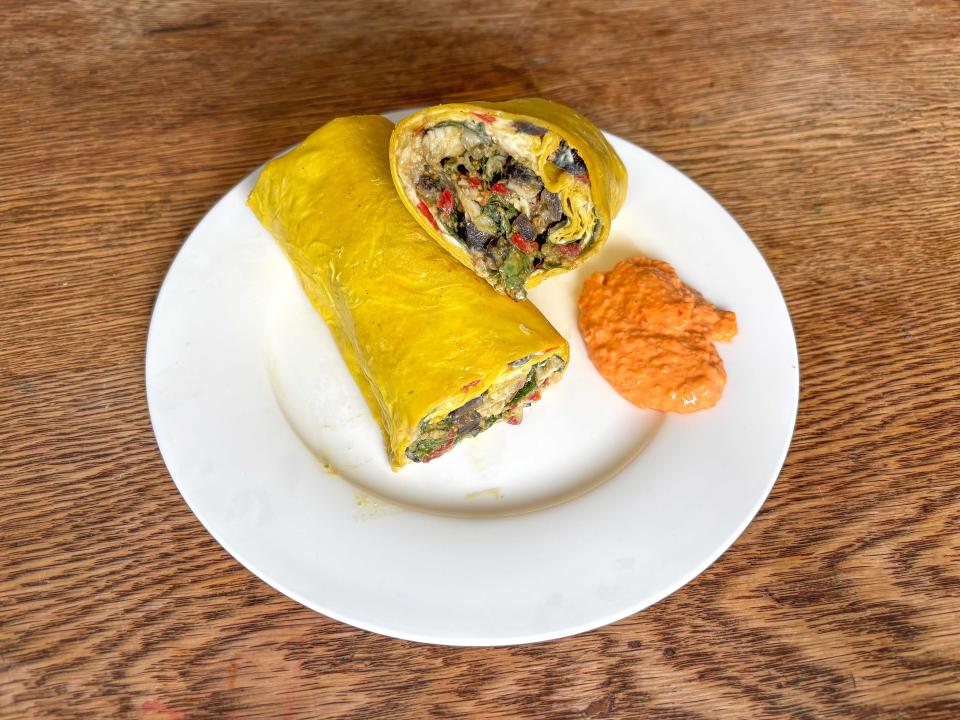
{"left": 3, "top": 1, "right": 958, "bottom": 717}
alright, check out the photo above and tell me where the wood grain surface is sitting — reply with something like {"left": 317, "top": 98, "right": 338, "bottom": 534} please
{"left": 2, "top": 1, "right": 959, "bottom": 717}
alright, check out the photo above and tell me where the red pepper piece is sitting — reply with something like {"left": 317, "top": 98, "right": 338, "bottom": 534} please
{"left": 416, "top": 199, "right": 439, "bottom": 230}
{"left": 491, "top": 181, "right": 509, "bottom": 195}
{"left": 467, "top": 177, "right": 482, "bottom": 187}
{"left": 553, "top": 242, "right": 581, "bottom": 258}
{"left": 511, "top": 233, "right": 538, "bottom": 255}
{"left": 528, "top": 391, "right": 542, "bottom": 403}
{"left": 506, "top": 415, "right": 522, "bottom": 425}
{"left": 423, "top": 429, "right": 458, "bottom": 463}
{"left": 438, "top": 188, "right": 454, "bottom": 214}
{"left": 423, "top": 439, "right": 456, "bottom": 463}
{"left": 471, "top": 111, "right": 496, "bottom": 124}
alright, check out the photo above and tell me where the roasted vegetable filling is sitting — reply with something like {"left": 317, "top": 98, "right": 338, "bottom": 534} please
{"left": 410, "top": 119, "right": 600, "bottom": 300}
{"left": 405, "top": 354, "right": 565, "bottom": 463}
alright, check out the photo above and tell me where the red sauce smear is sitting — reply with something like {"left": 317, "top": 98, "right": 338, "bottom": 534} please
{"left": 578, "top": 256, "right": 737, "bottom": 413}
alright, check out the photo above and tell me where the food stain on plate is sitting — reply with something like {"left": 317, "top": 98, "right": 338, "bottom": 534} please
{"left": 354, "top": 490, "right": 405, "bottom": 520}
{"left": 466, "top": 487, "right": 503, "bottom": 501}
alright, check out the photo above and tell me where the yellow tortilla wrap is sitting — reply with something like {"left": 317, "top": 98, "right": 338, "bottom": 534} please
{"left": 248, "top": 116, "right": 569, "bottom": 469}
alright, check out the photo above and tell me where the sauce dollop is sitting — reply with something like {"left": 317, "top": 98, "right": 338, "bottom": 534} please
{"left": 578, "top": 256, "right": 737, "bottom": 413}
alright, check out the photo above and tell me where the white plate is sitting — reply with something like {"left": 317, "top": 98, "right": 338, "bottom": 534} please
{"left": 146, "top": 110, "right": 798, "bottom": 646}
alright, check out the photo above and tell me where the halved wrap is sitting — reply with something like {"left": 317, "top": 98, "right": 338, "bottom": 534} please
{"left": 390, "top": 99, "right": 628, "bottom": 300}
{"left": 248, "top": 116, "right": 569, "bottom": 470}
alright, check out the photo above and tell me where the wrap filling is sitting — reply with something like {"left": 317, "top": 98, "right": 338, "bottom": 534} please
{"left": 397, "top": 115, "right": 602, "bottom": 300}
{"left": 405, "top": 354, "right": 565, "bottom": 463}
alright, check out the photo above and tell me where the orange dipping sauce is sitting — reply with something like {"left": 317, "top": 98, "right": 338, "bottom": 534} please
{"left": 578, "top": 256, "right": 737, "bottom": 413}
